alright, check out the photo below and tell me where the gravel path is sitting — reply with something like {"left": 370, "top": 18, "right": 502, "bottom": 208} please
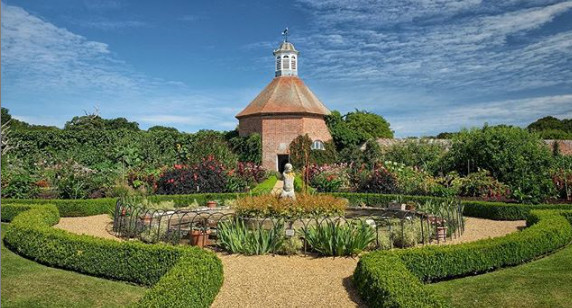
{"left": 440, "top": 217, "right": 526, "bottom": 245}
{"left": 54, "top": 214, "right": 119, "bottom": 241}
{"left": 54, "top": 215, "right": 526, "bottom": 307}
{"left": 212, "top": 254, "right": 364, "bottom": 308}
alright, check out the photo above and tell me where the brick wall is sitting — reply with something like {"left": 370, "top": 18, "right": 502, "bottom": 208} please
{"left": 238, "top": 114, "right": 332, "bottom": 170}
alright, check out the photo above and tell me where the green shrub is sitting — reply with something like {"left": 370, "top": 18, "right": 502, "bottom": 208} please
{"left": 2, "top": 198, "right": 116, "bottom": 217}
{"left": 4, "top": 205, "right": 223, "bottom": 308}
{"left": 217, "top": 217, "right": 284, "bottom": 255}
{"left": 301, "top": 219, "right": 375, "bottom": 256}
{"left": 1, "top": 203, "right": 53, "bottom": 222}
{"left": 443, "top": 125, "right": 555, "bottom": 203}
{"left": 354, "top": 254, "right": 447, "bottom": 307}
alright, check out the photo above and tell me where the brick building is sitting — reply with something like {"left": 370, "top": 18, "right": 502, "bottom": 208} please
{"left": 236, "top": 40, "right": 332, "bottom": 172}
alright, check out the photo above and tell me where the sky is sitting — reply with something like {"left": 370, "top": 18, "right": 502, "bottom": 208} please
{"left": 1, "top": 0, "right": 571, "bottom": 137}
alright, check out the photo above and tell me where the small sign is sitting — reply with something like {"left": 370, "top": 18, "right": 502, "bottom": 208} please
{"left": 285, "top": 229, "right": 295, "bottom": 237}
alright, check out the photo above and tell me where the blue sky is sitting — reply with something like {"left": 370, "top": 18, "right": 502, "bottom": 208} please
{"left": 2, "top": 0, "right": 571, "bottom": 137}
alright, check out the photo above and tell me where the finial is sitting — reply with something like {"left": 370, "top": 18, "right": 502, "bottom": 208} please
{"left": 281, "top": 27, "right": 289, "bottom": 42}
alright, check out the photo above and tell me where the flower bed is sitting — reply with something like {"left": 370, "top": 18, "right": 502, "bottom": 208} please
{"left": 353, "top": 209, "right": 572, "bottom": 307}
{"left": 3, "top": 203, "right": 223, "bottom": 308}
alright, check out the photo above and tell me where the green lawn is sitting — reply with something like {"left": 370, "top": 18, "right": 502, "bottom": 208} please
{"left": 1, "top": 224, "right": 147, "bottom": 308}
{"left": 429, "top": 244, "right": 572, "bottom": 308}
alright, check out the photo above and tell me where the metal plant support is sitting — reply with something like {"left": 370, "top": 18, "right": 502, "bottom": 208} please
{"left": 112, "top": 198, "right": 465, "bottom": 255}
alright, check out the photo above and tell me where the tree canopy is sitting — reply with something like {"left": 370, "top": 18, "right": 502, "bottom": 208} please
{"left": 326, "top": 109, "right": 393, "bottom": 151}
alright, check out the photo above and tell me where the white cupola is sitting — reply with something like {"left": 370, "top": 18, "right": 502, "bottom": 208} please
{"left": 273, "top": 40, "right": 299, "bottom": 77}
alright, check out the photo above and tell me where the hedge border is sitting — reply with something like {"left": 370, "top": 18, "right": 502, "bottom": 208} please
{"left": 3, "top": 192, "right": 571, "bottom": 221}
{"left": 354, "top": 209, "right": 572, "bottom": 307}
{"left": 327, "top": 192, "right": 572, "bottom": 220}
{"left": 3, "top": 204, "right": 223, "bottom": 308}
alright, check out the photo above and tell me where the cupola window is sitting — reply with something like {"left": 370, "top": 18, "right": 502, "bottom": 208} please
{"left": 291, "top": 56, "right": 297, "bottom": 70}
{"left": 276, "top": 57, "right": 281, "bottom": 71}
{"left": 283, "top": 55, "right": 290, "bottom": 69}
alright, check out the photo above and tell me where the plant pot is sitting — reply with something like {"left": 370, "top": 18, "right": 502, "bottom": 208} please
{"left": 436, "top": 227, "right": 448, "bottom": 241}
{"left": 206, "top": 201, "right": 217, "bottom": 209}
{"left": 190, "top": 229, "right": 212, "bottom": 247}
{"left": 405, "top": 204, "right": 416, "bottom": 211}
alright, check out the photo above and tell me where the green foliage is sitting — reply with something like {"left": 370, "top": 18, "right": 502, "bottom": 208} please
{"left": 4, "top": 204, "right": 223, "bottom": 307}
{"left": 3, "top": 198, "right": 116, "bottom": 217}
{"left": 354, "top": 209, "right": 572, "bottom": 307}
{"left": 302, "top": 219, "right": 375, "bottom": 256}
{"left": 217, "top": 217, "right": 285, "bottom": 255}
{"left": 443, "top": 125, "right": 555, "bottom": 203}
{"left": 354, "top": 255, "right": 447, "bottom": 308}
{"left": 289, "top": 134, "right": 313, "bottom": 170}
{"left": 346, "top": 110, "right": 394, "bottom": 139}
{"left": 1, "top": 172, "right": 39, "bottom": 199}
{"left": 178, "top": 130, "right": 238, "bottom": 168}
{"left": 383, "top": 139, "right": 447, "bottom": 174}
{"left": 326, "top": 110, "right": 393, "bottom": 151}
{"left": 64, "top": 115, "right": 139, "bottom": 131}
{"left": 527, "top": 116, "right": 572, "bottom": 139}
{"left": 1, "top": 203, "right": 54, "bottom": 222}
{"left": 226, "top": 130, "right": 262, "bottom": 164}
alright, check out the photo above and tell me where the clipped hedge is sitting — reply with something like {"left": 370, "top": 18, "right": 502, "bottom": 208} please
{"left": 3, "top": 204, "right": 223, "bottom": 307}
{"left": 327, "top": 192, "right": 572, "bottom": 220}
{"left": 354, "top": 209, "right": 572, "bottom": 307}
{"left": 1, "top": 203, "right": 55, "bottom": 222}
{"left": 2, "top": 198, "right": 116, "bottom": 217}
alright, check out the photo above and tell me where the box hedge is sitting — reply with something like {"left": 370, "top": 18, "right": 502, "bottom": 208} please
{"left": 3, "top": 204, "right": 223, "bottom": 307}
{"left": 327, "top": 192, "right": 572, "bottom": 220}
{"left": 354, "top": 209, "right": 572, "bottom": 307}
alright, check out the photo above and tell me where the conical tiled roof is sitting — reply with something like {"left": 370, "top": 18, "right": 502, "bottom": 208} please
{"left": 236, "top": 76, "right": 330, "bottom": 118}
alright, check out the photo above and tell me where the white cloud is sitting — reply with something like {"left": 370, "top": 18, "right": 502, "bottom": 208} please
{"left": 292, "top": 0, "right": 572, "bottom": 93}
{"left": 1, "top": 2, "right": 140, "bottom": 92}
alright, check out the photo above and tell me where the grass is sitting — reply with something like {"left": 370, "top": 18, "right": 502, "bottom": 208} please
{"left": 428, "top": 243, "right": 572, "bottom": 308}
{"left": 1, "top": 224, "right": 147, "bottom": 307}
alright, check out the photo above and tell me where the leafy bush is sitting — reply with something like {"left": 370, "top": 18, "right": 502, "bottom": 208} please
{"left": 361, "top": 165, "right": 399, "bottom": 194}
{"left": 1, "top": 172, "right": 39, "bottom": 199}
{"left": 156, "top": 157, "right": 229, "bottom": 194}
{"left": 234, "top": 194, "right": 346, "bottom": 218}
{"left": 232, "top": 161, "right": 266, "bottom": 186}
{"left": 454, "top": 169, "right": 510, "bottom": 199}
{"left": 383, "top": 139, "right": 447, "bottom": 175}
{"left": 217, "top": 217, "right": 284, "bottom": 255}
{"left": 308, "top": 164, "right": 350, "bottom": 192}
{"left": 4, "top": 204, "right": 223, "bottom": 308}
{"left": 443, "top": 125, "right": 554, "bottom": 203}
{"left": 301, "top": 219, "right": 375, "bottom": 256}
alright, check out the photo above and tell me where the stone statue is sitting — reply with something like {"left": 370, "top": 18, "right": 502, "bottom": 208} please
{"left": 280, "top": 163, "right": 296, "bottom": 200}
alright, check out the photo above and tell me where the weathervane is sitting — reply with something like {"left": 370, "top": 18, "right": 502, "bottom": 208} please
{"left": 282, "top": 27, "right": 289, "bottom": 42}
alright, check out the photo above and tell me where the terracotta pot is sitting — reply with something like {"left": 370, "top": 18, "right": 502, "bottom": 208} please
{"left": 190, "top": 229, "right": 212, "bottom": 247}
{"left": 436, "top": 227, "right": 448, "bottom": 241}
{"left": 142, "top": 215, "right": 152, "bottom": 224}
{"left": 405, "top": 204, "right": 416, "bottom": 211}
{"left": 206, "top": 201, "right": 217, "bottom": 209}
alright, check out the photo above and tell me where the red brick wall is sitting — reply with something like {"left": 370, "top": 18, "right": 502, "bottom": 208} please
{"left": 238, "top": 114, "right": 332, "bottom": 170}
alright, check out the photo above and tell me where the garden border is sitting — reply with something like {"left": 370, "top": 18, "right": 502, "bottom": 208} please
{"left": 2, "top": 203, "right": 224, "bottom": 308}
{"left": 327, "top": 192, "right": 572, "bottom": 220}
{"left": 353, "top": 209, "right": 572, "bottom": 307}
